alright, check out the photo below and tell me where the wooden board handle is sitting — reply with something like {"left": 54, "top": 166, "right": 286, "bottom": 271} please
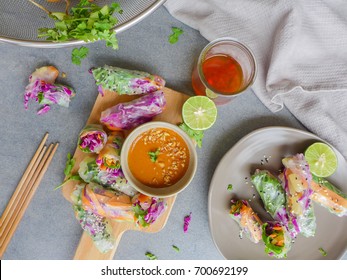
{"left": 74, "top": 225, "right": 129, "bottom": 260}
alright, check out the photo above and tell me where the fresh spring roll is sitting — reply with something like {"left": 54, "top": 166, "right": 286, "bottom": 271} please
{"left": 80, "top": 182, "right": 135, "bottom": 222}
{"left": 24, "top": 66, "right": 75, "bottom": 115}
{"left": 71, "top": 183, "right": 115, "bottom": 253}
{"left": 96, "top": 131, "right": 124, "bottom": 169}
{"left": 91, "top": 65, "right": 165, "bottom": 96}
{"left": 78, "top": 124, "right": 107, "bottom": 153}
{"left": 281, "top": 154, "right": 316, "bottom": 237}
{"left": 310, "top": 175, "right": 347, "bottom": 217}
{"left": 132, "top": 193, "right": 167, "bottom": 228}
{"left": 262, "top": 221, "right": 292, "bottom": 259}
{"left": 100, "top": 91, "right": 166, "bottom": 130}
{"left": 229, "top": 199, "right": 263, "bottom": 243}
{"left": 251, "top": 170, "right": 290, "bottom": 232}
{"left": 78, "top": 156, "right": 138, "bottom": 197}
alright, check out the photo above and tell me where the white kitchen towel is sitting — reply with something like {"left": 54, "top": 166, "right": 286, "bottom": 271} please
{"left": 165, "top": 0, "right": 347, "bottom": 158}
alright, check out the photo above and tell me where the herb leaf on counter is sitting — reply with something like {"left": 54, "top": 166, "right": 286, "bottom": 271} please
{"left": 169, "top": 27, "right": 184, "bottom": 44}
{"left": 172, "top": 245, "right": 180, "bottom": 252}
{"left": 72, "top": 46, "right": 89, "bottom": 65}
{"left": 179, "top": 122, "right": 204, "bottom": 148}
{"left": 319, "top": 247, "right": 327, "bottom": 256}
{"left": 145, "top": 252, "right": 158, "bottom": 260}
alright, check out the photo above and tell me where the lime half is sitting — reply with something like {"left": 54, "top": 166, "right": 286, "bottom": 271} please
{"left": 304, "top": 142, "right": 338, "bottom": 177}
{"left": 182, "top": 96, "right": 217, "bottom": 130}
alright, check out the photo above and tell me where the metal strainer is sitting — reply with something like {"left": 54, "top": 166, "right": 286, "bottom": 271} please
{"left": 0, "top": 0, "right": 165, "bottom": 47}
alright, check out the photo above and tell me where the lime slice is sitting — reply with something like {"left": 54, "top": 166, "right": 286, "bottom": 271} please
{"left": 205, "top": 88, "right": 218, "bottom": 99}
{"left": 304, "top": 142, "right": 338, "bottom": 177}
{"left": 182, "top": 96, "right": 217, "bottom": 130}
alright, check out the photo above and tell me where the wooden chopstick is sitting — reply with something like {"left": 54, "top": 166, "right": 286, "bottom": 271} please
{"left": 0, "top": 146, "right": 47, "bottom": 236}
{"left": 0, "top": 133, "right": 48, "bottom": 227}
{"left": 0, "top": 142, "right": 59, "bottom": 258}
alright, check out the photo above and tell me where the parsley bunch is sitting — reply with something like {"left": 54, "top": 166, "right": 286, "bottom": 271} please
{"left": 37, "top": 0, "right": 122, "bottom": 49}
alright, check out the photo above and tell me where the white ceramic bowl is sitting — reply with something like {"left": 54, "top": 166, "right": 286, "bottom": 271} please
{"left": 121, "top": 121, "right": 197, "bottom": 197}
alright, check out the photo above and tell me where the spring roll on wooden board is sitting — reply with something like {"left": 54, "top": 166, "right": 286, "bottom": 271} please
{"left": 62, "top": 87, "right": 190, "bottom": 259}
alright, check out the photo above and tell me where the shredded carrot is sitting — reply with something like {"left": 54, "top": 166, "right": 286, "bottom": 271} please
{"left": 272, "top": 226, "right": 282, "bottom": 231}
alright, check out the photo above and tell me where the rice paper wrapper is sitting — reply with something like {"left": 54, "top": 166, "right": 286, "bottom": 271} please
{"left": 96, "top": 131, "right": 124, "bottom": 169}
{"left": 311, "top": 175, "right": 347, "bottom": 217}
{"left": 24, "top": 66, "right": 75, "bottom": 115}
{"left": 80, "top": 182, "right": 135, "bottom": 222}
{"left": 100, "top": 91, "right": 166, "bottom": 130}
{"left": 251, "top": 170, "right": 291, "bottom": 235}
{"left": 78, "top": 156, "right": 137, "bottom": 197}
{"left": 282, "top": 154, "right": 316, "bottom": 237}
{"left": 71, "top": 183, "right": 115, "bottom": 253}
{"left": 91, "top": 65, "right": 165, "bottom": 96}
{"left": 131, "top": 193, "right": 167, "bottom": 228}
{"left": 262, "top": 221, "right": 292, "bottom": 259}
{"left": 78, "top": 124, "right": 107, "bottom": 154}
{"left": 229, "top": 199, "right": 263, "bottom": 244}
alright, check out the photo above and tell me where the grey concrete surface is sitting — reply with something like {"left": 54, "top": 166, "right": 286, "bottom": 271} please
{"left": 0, "top": 6, "right": 345, "bottom": 260}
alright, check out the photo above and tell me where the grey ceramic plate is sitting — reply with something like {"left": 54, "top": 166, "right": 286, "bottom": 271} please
{"left": 208, "top": 126, "right": 347, "bottom": 260}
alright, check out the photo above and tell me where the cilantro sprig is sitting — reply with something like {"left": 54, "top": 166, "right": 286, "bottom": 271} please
{"left": 31, "top": 0, "right": 122, "bottom": 49}
{"left": 72, "top": 46, "right": 89, "bottom": 65}
{"left": 54, "top": 153, "right": 81, "bottom": 190}
{"left": 133, "top": 204, "right": 150, "bottom": 227}
{"left": 148, "top": 149, "right": 160, "bottom": 163}
{"left": 169, "top": 27, "right": 184, "bottom": 44}
{"left": 179, "top": 122, "right": 204, "bottom": 148}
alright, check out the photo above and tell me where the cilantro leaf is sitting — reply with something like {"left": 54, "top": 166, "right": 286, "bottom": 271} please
{"left": 55, "top": 153, "right": 81, "bottom": 190}
{"left": 133, "top": 204, "right": 150, "bottom": 227}
{"left": 169, "top": 27, "right": 184, "bottom": 44}
{"left": 179, "top": 122, "right": 204, "bottom": 148}
{"left": 54, "top": 175, "right": 82, "bottom": 191}
{"left": 172, "top": 245, "right": 180, "bottom": 252}
{"left": 145, "top": 252, "right": 158, "bottom": 260}
{"left": 64, "top": 153, "right": 75, "bottom": 177}
{"left": 148, "top": 149, "right": 160, "bottom": 163}
{"left": 319, "top": 247, "right": 327, "bottom": 256}
{"left": 227, "top": 184, "right": 233, "bottom": 191}
{"left": 72, "top": 46, "right": 89, "bottom": 65}
{"left": 33, "top": 0, "right": 121, "bottom": 50}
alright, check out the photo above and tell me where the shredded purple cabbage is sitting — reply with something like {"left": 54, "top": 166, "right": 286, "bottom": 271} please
{"left": 132, "top": 195, "right": 167, "bottom": 227}
{"left": 144, "top": 198, "right": 166, "bottom": 224}
{"left": 100, "top": 91, "right": 166, "bottom": 130}
{"left": 183, "top": 213, "right": 192, "bottom": 233}
{"left": 24, "top": 78, "right": 75, "bottom": 115}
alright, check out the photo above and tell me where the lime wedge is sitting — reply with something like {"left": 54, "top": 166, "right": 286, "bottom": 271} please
{"left": 205, "top": 88, "right": 218, "bottom": 99}
{"left": 182, "top": 96, "right": 217, "bottom": 130}
{"left": 304, "top": 142, "right": 338, "bottom": 177}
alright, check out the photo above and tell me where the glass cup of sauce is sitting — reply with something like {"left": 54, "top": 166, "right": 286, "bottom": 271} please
{"left": 192, "top": 37, "right": 257, "bottom": 105}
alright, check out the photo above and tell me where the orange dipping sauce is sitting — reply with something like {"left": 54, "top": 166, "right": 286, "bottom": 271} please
{"left": 128, "top": 128, "right": 190, "bottom": 188}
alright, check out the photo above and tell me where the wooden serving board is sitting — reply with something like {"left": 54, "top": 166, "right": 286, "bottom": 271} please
{"left": 62, "top": 87, "right": 190, "bottom": 260}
